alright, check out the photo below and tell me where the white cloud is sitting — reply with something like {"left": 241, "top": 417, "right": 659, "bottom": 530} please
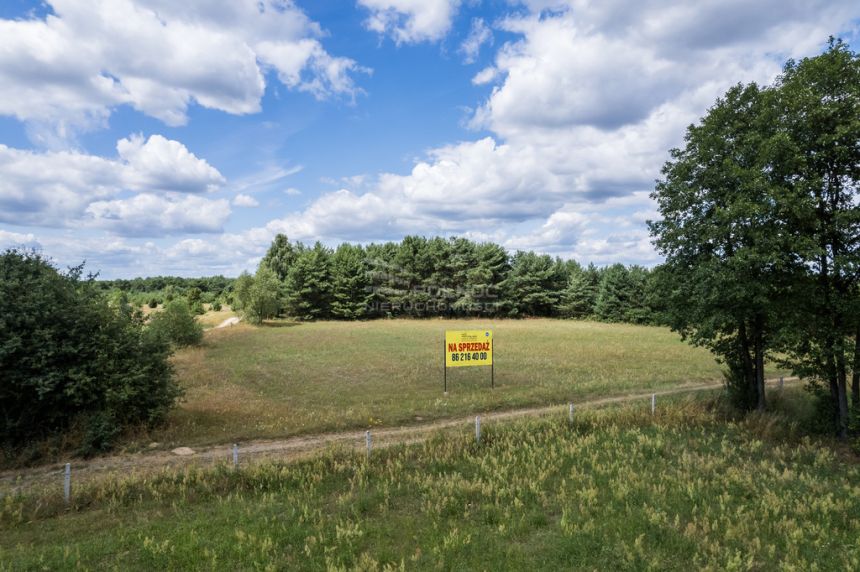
{"left": 460, "top": 18, "right": 493, "bottom": 64}
{"left": 233, "top": 193, "right": 260, "bottom": 207}
{"left": 358, "top": 0, "right": 461, "bottom": 44}
{"left": 117, "top": 134, "right": 225, "bottom": 193}
{"left": 245, "top": 1, "right": 859, "bottom": 268}
{"left": 86, "top": 194, "right": 231, "bottom": 236}
{"left": 0, "top": 0, "right": 364, "bottom": 142}
{"left": 0, "top": 134, "right": 225, "bottom": 229}
{"left": 0, "top": 229, "right": 41, "bottom": 251}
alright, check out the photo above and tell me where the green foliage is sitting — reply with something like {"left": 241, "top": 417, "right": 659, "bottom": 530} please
{"left": 147, "top": 298, "right": 158, "bottom": 309}
{"left": 330, "top": 243, "right": 370, "bottom": 319}
{"left": 651, "top": 81, "right": 792, "bottom": 412}
{"left": 284, "top": 243, "right": 333, "bottom": 321}
{"left": 594, "top": 264, "right": 652, "bottom": 324}
{"left": 260, "top": 233, "right": 296, "bottom": 282}
{"left": 503, "top": 251, "right": 567, "bottom": 317}
{"left": 651, "top": 39, "right": 860, "bottom": 431}
{"left": 210, "top": 300, "right": 222, "bottom": 312}
{"left": 251, "top": 234, "right": 667, "bottom": 324}
{"left": 559, "top": 264, "right": 600, "bottom": 319}
{"left": 147, "top": 299, "right": 204, "bottom": 348}
{"left": 188, "top": 299, "right": 205, "bottom": 316}
{"left": 243, "top": 266, "right": 282, "bottom": 324}
{"left": 0, "top": 250, "right": 180, "bottom": 452}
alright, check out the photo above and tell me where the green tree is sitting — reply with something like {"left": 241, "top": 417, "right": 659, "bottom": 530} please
{"left": 245, "top": 266, "right": 282, "bottom": 324}
{"left": 148, "top": 299, "right": 203, "bottom": 347}
{"left": 232, "top": 272, "right": 254, "bottom": 312}
{"left": 560, "top": 263, "right": 600, "bottom": 319}
{"left": 330, "top": 243, "right": 370, "bottom": 320}
{"left": 261, "top": 233, "right": 296, "bottom": 282}
{"left": 455, "top": 242, "right": 509, "bottom": 316}
{"left": 0, "top": 250, "right": 179, "bottom": 452}
{"left": 503, "top": 251, "right": 567, "bottom": 317}
{"left": 284, "top": 243, "right": 333, "bottom": 321}
{"left": 650, "top": 81, "right": 793, "bottom": 412}
{"left": 773, "top": 39, "right": 860, "bottom": 436}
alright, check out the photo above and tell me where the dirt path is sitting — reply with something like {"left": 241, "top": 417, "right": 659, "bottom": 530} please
{"left": 214, "top": 316, "right": 241, "bottom": 329}
{"left": 0, "top": 377, "right": 798, "bottom": 494}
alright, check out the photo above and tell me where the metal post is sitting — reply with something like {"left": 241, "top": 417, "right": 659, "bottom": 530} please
{"left": 232, "top": 443, "right": 238, "bottom": 467}
{"left": 443, "top": 333, "right": 447, "bottom": 395}
{"left": 365, "top": 430, "right": 372, "bottom": 458}
{"left": 490, "top": 336, "right": 494, "bottom": 389}
{"left": 651, "top": 394, "right": 656, "bottom": 415}
{"left": 475, "top": 416, "right": 481, "bottom": 443}
{"left": 569, "top": 402, "right": 574, "bottom": 423}
{"left": 779, "top": 376, "right": 784, "bottom": 390}
{"left": 63, "top": 463, "right": 71, "bottom": 505}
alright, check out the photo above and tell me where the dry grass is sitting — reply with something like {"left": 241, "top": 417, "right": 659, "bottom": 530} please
{"left": 133, "top": 319, "right": 740, "bottom": 450}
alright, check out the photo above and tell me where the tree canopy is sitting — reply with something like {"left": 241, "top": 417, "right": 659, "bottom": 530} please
{"left": 650, "top": 39, "right": 860, "bottom": 434}
{"left": 0, "top": 250, "right": 181, "bottom": 452}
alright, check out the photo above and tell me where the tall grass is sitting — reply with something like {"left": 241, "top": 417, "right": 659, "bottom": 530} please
{"left": 2, "top": 392, "right": 856, "bottom": 570}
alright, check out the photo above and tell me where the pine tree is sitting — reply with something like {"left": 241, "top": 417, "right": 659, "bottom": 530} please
{"left": 330, "top": 243, "right": 370, "bottom": 320}
{"left": 284, "top": 242, "right": 333, "bottom": 320}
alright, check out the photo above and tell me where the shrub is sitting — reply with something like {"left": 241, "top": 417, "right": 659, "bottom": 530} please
{"left": 148, "top": 299, "right": 204, "bottom": 347}
{"left": 148, "top": 298, "right": 158, "bottom": 309}
{"left": 189, "top": 300, "right": 205, "bottom": 315}
{"left": 0, "top": 250, "right": 181, "bottom": 452}
{"left": 211, "top": 300, "right": 222, "bottom": 311}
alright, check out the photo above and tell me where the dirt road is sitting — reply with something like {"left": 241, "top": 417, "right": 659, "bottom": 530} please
{"left": 0, "top": 377, "right": 798, "bottom": 494}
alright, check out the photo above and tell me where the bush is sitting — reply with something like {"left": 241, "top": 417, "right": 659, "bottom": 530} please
{"left": 148, "top": 299, "right": 204, "bottom": 347}
{"left": 211, "top": 300, "right": 222, "bottom": 311}
{"left": 0, "top": 250, "right": 181, "bottom": 452}
{"left": 148, "top": 298, "right": 159, "bottom": 308}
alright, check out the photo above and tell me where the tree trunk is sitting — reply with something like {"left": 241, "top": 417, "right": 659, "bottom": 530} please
{"left": 738, "top": 321, "right": 757, "bottom": 409}
{"left": 836, "top": 339, "right": 850, "bottom": 439}
{"left": 754, "top": 324, "right": 766, "bottom": 411}
{"left": 852, "top": 326, "right": 860, "bottom": 410}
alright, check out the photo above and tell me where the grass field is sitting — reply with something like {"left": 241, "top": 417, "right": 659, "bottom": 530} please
{"left": 140, "top": 319, "right": 732, "bottom": 450}
{"left": 3, "top": 391, "right": 857, "bottom": 570}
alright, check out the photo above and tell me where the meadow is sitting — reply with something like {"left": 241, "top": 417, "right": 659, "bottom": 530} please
{"left": 2, "top": 391, "right": 857, "bottom": 570}
{"left": 143, "top": 319, "right": 730, "bottom": 449}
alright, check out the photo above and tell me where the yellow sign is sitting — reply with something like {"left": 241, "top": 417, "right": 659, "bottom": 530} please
{"left": 445, "top": 330, "right": 493, "bottom": 368}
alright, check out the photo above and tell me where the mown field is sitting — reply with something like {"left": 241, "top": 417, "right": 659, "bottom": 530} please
{"left": 143, "top": 319, "right": 732, "bottom": 449}
{"left": 2, "top": 391, "right": 857, "bottom": 570}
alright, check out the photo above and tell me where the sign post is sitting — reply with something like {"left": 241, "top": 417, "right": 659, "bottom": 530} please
{"left": 444, "top": 329, "right": 494, "bottom": 392}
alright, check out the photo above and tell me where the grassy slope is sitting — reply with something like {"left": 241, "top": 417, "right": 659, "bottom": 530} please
{"left": 147, "top": 319, "right": 728, "bottom": 448}
{"left": 3, "top": 392, "right": 858, "bottom": 570}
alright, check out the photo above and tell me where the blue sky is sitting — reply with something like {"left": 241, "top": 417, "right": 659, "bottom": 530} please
{"left": 0, "top": 1, "right": 858, "bottom": 278}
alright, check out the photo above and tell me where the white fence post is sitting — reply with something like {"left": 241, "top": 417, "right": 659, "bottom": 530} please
{"left": 365, "top": 430, "right": 372, "bottom": 458}
{"left": 651, "top": 394, "right": 656, "bottom": 415}
{"left": 569, "top": 402, "right": 574, "bottom": 423}
{"left": 63, "top": 463, "right": 71, "bottom": 504}
{"left": 232, "top": 443, "right": 239, "bottom": 467}
{"left": 475, "top": 416, "right": 481, "bottom": 444}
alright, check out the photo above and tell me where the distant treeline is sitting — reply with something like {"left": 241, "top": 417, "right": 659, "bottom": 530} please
{"left": 230, "top": 234, "right": 662, "bottom": 325}
{"left": 97, "top": 275, "right": 234, "bottom": 307}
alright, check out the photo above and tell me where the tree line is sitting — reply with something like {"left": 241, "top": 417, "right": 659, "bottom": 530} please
{"left": 231, "top": 233, "right": 662, "bottom": 325}
{"left": 97, "top": 275, "right": 234, "bottom": 311}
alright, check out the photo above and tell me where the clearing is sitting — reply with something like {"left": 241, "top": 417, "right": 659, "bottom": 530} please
{"left": 145, "top": 319, "right": 733, "bottom": 449}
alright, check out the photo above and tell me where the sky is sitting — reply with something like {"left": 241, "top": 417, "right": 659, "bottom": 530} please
{"left": 0, "top": 1, "right": 858, "bottom": 279}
